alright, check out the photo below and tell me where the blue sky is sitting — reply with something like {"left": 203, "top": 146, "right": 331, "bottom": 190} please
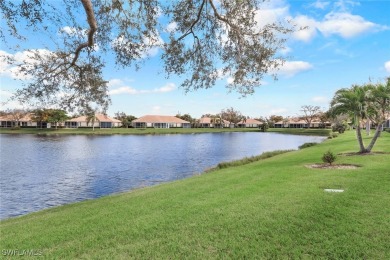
{"left": 1, "top": 0, "right": 389, "bottom": 118}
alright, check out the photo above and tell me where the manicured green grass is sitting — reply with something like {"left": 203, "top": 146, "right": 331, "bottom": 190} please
{"left": 1, "top": 131, "right": 389, "bottom": 258}
{"left": 0, "top": 127, "right": 331, "bottom": 136}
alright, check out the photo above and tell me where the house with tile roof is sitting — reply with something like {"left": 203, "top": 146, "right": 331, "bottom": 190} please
{"left": 0, "top": 113, "right": 38, "bottom": 128}
{"left": 198, "top": 117, "right": 231, "bottom": 128}
{"left": 274, "top": 118, "right": 331, "bottom": 128}
{"left": 131, "top": 115, "right": 191, "bottom": 128}
{"left": 236, "top": 119, "right": 263, "bottom": 128}
{"left": 65, "top": 114, "right": 122, "bottom": 128}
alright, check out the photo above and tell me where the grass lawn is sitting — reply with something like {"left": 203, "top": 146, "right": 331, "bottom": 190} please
{"left": 0, "top": 127, "right": 331, "bottom": 136}
{"left": 1, "top": 130, "right": 389, "bottom": 258}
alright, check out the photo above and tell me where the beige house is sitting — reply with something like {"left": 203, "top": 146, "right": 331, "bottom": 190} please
{"left": 237, "top": 119, "right": 263, "bottom": 128}
{"left": 131, "top": 115, "right": 191, "bottom": 128}
{"left": 65, "top": 114, "right": 122, "bottom": 128}
{"left": 0, "top": 113, "right": 38, "bottom": 128}
{"left": 274, "top": 118, "right": 331, "bottom": 128}
{"left": 198, "top": 117, "right": 231, "bottom": 128}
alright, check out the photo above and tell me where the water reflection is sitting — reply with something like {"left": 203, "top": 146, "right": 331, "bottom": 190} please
{"left": 0, "top": 132, "right": 325, "bottom": 219}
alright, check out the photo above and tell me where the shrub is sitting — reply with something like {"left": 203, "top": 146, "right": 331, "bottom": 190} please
{"left": 322, "top": 150, "right": 337, "bottom": 165}
{"left": 259, "top": 123, "right": 269, "bottom": 132}
{"left": 298, "top": 142, "right": 317, "bottom": 149}
{"left": 332, "top": 122, "right": 347, "bottom": 133}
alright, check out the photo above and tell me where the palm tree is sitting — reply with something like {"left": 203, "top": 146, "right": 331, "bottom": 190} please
{"left": 330, "top": 79, "right": 390, "bottom": 153}
{"left": 86, "top": 111, "right": 98, "bottom": 131}
{"left": 211, "top": 115, "right": 222, "bottom": 128}
{"left": 365, "top": 78, "right": 390, "bottom": 151}
{"left": 330, "top": 85, "right": 369, "bottom": 153}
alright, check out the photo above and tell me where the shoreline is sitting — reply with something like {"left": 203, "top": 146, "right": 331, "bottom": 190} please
{"left": 0, "top": 127, "right": 332, "bottom": 136}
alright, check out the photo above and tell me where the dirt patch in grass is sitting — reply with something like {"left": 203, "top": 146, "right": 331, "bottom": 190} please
{"left": 306, "top": 163, "right": 361, "bottom": 169}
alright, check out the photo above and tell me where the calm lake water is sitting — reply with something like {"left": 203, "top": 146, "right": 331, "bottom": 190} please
{"left": 0, "top": 132, "right": 325, "bottom": 219}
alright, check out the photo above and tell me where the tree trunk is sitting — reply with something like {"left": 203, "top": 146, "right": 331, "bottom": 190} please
{"left": 365, "top": 124, "right": 383, "bottom": 152}
{"left": 366, "top": 120, "right": 370, "bottom": 136}
{"left": 356, "top": 125, "right": 367, "bottom": 153}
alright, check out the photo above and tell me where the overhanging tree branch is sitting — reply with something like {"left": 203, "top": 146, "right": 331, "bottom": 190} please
{"left": 71, "top": 0, "right": 97, "bottom": 66}
{"left": 177, "top": 0, "right": 206, "bottom": 41}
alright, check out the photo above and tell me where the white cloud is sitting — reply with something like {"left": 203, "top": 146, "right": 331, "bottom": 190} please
{"left": 385, "top": 61, "right": 390, "bottom": 73}
{"left": 318, "top": 12, "right": 380, "bottom": 38}
{"left": 0, "top": 90, "right": 26, "bottom": 110}
{"left": 108, "top": 86, "right": 141, "bottom": 95}
{"left": 226, "top": 77, "right": 234, "bottom": 84}
{"left": 108, "top": 81, "right": 176, "bottom": 95}
{"left": 0, "top": 89, "right": 13, "bottom": 99}
{"left": 107, "top": 78, "right": 125, "bottom": 88}
{"left": 292, "top": 15, "right": 318, "bottom": 42}
{"left": 154, "top": 83, "right": 176, "bottom": 93}
{"left": 311, "top": 0, "right": 330, "bottom": 10}
{"left": 334, "top": 0, "right": 360, "bottom": 12}
{"left": 0, "top": 49, "right": 53, "bottom": 80}
{"left": 277, "top": 61, "right": 313, "bottom": 77}
{"left": 254, "top": 6, "right": 289, "bottom": 29}
{"left": 166, "top": 22, "right": 178, "bottom": 33}
{"left": 59, "top": 26, "right": 87, "bottom": 36}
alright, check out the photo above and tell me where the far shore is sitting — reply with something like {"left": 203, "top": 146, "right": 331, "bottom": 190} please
{"left": 0, "top": 127, "right": 332, "bottom": 136}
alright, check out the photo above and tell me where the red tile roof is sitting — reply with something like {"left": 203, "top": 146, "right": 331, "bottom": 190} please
{"left": 67, "top": 114, "right": 121, "bottom": 123}
{"left": 198, "top": 117, "right": 230, "bottom": 124}
{"left": 132, "top": 115, "right": 190, "bottom": 124}
{"left": 237, "top": 119, "right": 262, "bottom": 124}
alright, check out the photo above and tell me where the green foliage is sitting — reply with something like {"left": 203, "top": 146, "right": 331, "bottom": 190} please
{"left": 322, "top": 150, "right": 337, "bottom": 165}
{"left": 115, "top": 112, "right": 137, "bottom": 128}
{"left": 260, "top": 122, "right": 269, "bottom": 132}
{"left": 332, "top": 122, "right": 347, "bottom": 133}
{"left": 329, "top": 79, "right": 390, "bottom": 153}
{"left": 298, "top": 142, "right": 318, "bottom": 149}
{"left": 1, "top": 0, "right": 295, "bottom": 112}
{"left": 207, "top": 150, "right": 292, "bottom": 172}
{"left": 176, "top": 113, "right": 195, "bottom": 124}
{"left": 46, "top": 109, "right": 68, "bottom": 129}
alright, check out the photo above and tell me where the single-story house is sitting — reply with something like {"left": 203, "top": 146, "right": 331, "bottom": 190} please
{"left": 198, "top": 117, "right": 231, "bottom": 128}
{"left": 274, "top": 120, "right": 288, "bottom": 128}
{"left": 0, "top": 113, "right": 38, "bottom": 128}
{"left": 236, "top": 119, "right": 263, "bottom": 128}
{"left": 131, "top": 115, "right": 191, "bottom": 128}
{"left": 274, "top": 118, "right": 331, "bottom": 128}
{"left": 65, "top": 114, "right": 122, "bottom": 128}
{"left": 274, "top": 118, "right": 307, "bottom": 128}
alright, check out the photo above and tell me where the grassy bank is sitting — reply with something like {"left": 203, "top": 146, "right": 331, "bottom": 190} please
{"left": 1, "top": 131, "right": 389, "bottom": 258}
{"left": 0, "top": 127, "right": 331, "bottom": 136}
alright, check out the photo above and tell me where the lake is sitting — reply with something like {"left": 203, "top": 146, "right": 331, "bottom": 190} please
{"left": 0, "top": 132, "right": 326, "bottom": 219}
